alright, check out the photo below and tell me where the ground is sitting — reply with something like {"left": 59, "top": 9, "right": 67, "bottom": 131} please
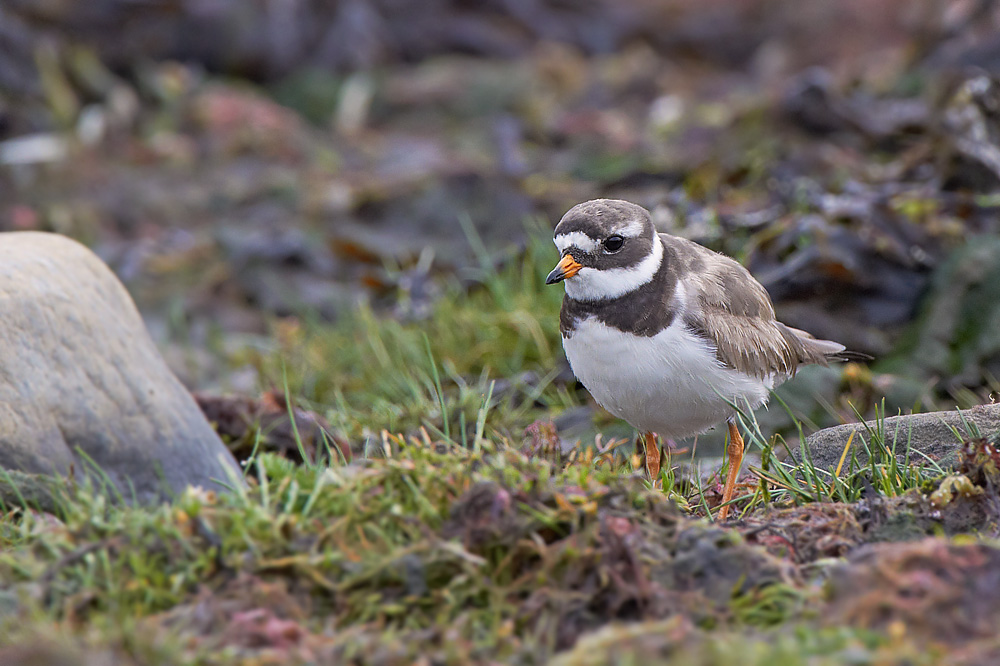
{"left": 4, "top": 2, "right": 1000, "bottom": 663}
{"left": 1, "top": 246, "right": 999, "bottom": 664}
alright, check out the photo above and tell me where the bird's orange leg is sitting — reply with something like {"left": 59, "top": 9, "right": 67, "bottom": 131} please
{"left": 638, "top": 431, "right": 662, "bottom": 484}
{"left": 717, "top": 420, "right": 744, "bottom": 521}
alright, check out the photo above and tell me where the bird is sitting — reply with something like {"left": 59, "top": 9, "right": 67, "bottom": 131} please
{"left": 545, "top": 199, "right": 865, "bottom": 520}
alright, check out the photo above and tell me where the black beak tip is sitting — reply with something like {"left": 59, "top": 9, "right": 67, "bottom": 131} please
{"left": 545, "top": 270, "right": 564, "bottom": 285}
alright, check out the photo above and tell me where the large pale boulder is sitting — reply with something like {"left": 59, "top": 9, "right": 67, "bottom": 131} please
{"left": 0, "top": 232, "right": 243, "bottom": 504}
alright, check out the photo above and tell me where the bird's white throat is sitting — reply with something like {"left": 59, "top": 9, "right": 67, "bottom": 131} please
{"left": 564, "top": 235, "right": 663, "bottom": 301}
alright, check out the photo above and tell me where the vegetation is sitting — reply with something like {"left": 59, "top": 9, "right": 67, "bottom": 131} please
{"left": 2, "top": 223, "right": 996, "bottom": 665}
{"left": 6, "top": 3, "right": 1000, "bottom": 662}
{"left": 250, "top": 218, "right": 571, "bottom": 443}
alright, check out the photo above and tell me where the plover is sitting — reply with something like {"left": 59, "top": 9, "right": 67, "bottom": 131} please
{"left": 545, "top": 199, "right": 864, "bottom": 520}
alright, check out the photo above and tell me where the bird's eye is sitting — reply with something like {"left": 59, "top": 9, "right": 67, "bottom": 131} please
{"left": 603, "top": 235, "right": 624, "bottom": 253}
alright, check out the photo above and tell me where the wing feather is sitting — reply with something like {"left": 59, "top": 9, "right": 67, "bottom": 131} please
{"left": 672, "top": 238, "right": 838, "bottom": 378}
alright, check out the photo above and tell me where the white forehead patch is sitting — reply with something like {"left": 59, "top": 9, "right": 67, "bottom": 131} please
{"left": 554, "top": 231, "right": 598, "bottom": 254}
{"left": 565, "top": 234, "right": 664, "bottom": 301}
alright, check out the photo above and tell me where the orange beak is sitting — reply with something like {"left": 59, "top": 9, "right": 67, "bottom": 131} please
{"left": 546, "top": 254, "right": 583, "bottom": 284}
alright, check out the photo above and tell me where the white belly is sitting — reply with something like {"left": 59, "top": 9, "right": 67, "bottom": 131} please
{"left": 562, "top": 317, "right": 775, "bottom": 438}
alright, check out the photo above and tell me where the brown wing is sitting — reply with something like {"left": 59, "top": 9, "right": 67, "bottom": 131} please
{"left": 672, "top": 238, "right": 842, "bottom": 378}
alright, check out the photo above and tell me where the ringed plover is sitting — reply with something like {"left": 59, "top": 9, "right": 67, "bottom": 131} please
{"left": 545, "top": 199, "right": 865, "bottom": 520}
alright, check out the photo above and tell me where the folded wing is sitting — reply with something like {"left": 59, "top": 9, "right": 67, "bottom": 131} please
{"left": 677, "top": 242, "right": 855, "bottom": 379}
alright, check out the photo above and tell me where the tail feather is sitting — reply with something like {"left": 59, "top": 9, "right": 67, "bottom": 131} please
{"left": 825, "top": 349, "right": 874, "bottom": 362}
{"left": 784, "top": 325, "right": 873, "bottom": 364}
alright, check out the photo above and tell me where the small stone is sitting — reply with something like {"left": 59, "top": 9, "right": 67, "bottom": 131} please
{"left": 0, "top": 232, "right": 243, "bottom": 504}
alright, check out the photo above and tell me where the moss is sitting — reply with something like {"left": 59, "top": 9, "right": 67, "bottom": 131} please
{"left": 0, "top": 444, "right": 799, "bottom": 664}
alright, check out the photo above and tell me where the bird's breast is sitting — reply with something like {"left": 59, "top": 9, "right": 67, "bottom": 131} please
{"left": 561, "top": 316, "right": 772, "bottom": 438}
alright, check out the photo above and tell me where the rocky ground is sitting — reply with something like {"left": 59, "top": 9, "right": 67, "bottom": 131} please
{"left": 4, "top": 1, "right": 1000, "bottom": 664}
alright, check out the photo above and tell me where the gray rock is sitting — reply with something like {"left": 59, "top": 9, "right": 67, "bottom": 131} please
{"left": 0, "top": 232, "right": 243, "bottom": 505}
{"left": 802, "top": 404, "right": 1000, "bottom": 473}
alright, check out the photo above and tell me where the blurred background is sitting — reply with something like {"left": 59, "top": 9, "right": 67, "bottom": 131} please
{"left": 4, "top": 0, "right": 1000, "bottom": 455}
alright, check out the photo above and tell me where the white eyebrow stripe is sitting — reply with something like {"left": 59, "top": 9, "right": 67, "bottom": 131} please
{"left": 620, "top": 218, "right": 645, "bottom": 237}
{"left": 554, "top": 231, "right": 598, "bottom": 254}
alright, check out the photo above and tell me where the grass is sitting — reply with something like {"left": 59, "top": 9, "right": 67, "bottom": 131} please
{"left": 708, "top": 397, "right": 947, "bottom": 520}
{"left": 0, "top": 442, "right": 694, "bottom": 663}
{"left": 0, "top": 221, "right": 983, "bottom": 664}
{"left": 243, "top": 216, "right": 574, "bottom": 446}
{"left": 206, "top": 205, "right": 952, "bottom": 524}
{"left": 0, "top": 434, "right": 961, "bottom": 661}
{"left": 0, "top": 433, "right": 962, "bottom": 665}
{"left": 228, "top": 212, "right": 948, "bottom": 523}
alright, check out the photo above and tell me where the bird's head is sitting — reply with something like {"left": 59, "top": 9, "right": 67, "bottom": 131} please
{"left": 546, "top": 199, "right": 662, "bottom": 301}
